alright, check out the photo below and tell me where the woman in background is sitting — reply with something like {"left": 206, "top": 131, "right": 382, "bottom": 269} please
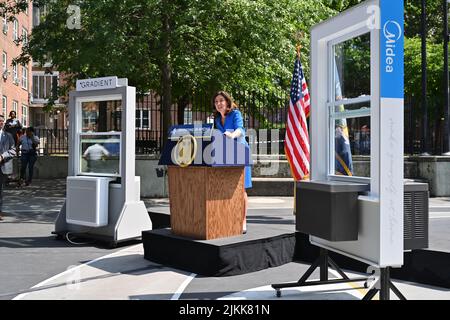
{"left": 5, "top": 111, "right": 22, "bottom": 146}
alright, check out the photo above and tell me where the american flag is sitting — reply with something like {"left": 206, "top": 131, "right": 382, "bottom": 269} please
{"left": 285, "top": 56, "right": 310, "bottom": 181}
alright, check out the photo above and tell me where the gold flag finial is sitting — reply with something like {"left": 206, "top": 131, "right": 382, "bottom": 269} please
{"left": 295, "top": 31, "right": 304, "bottom": 58}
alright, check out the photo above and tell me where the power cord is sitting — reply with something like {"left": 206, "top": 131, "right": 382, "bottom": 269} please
{"left": 65, "top": 232, "right": 92, "bottom": 245}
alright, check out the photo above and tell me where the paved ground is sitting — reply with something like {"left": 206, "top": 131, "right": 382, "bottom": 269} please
{"left": 1, "top": 179, "right": 450, "bottom": 300}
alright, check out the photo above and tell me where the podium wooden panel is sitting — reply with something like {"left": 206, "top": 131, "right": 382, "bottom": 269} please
{"left": 168, "top": 166, "right": 244, "bottom": 240}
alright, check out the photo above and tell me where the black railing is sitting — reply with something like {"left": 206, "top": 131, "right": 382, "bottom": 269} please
{"left": 35, "top": 128, "right": 69, "bottom": 155}
{"left": 133, "top": 90, "right": 290, "bottom": 154}
{"left": 32, "top": 92, "right": 434, "bottom": 156}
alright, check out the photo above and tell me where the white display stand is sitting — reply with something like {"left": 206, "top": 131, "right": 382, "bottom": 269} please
{"left": 273, "top": 0, "right": 405, "bottom": 300}
{"left": 54, "top": 77, "right": 152, "bottom": 246}
{"left": 310, "top": 0, "right": 404, "bottom": 269}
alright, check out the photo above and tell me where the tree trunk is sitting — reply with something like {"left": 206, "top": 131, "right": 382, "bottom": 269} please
{"left": 161, "top": 9, "right": 172, "bottom": 149}
{"left": 177, "top": 95, "right": 189, "bottom": 125}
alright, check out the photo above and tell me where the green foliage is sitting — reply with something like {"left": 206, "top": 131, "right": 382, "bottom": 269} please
{"left": 17, "top": 0, "right": 336, "bottom": 107}
{"left": 335, "top": 33, "right": 370, "bottom": 99}
{"left": 405, "top": 0, "right": 443, "bottom": 43}
{"left": 404, "top": 36, "right": 443, "bottom": 123}
{"left": 0, "top": 0, "right": 29, "bottom": 20}
{"left": 14, "top": 0, "right": 444, "bottom": 128}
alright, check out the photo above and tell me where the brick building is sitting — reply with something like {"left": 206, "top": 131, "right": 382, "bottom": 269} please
{"left": 1, "top": 1, "right": 32, "bottom": 126}
{"left": 30, "top": 4, "right": 67, "bottom": 130}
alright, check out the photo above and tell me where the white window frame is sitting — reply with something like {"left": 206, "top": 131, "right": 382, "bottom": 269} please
{"left": 135, "top": 109, "right": 150, "bottom": 129}
{"left": 2, "top": 96, "right": 7, "bottom": 117}
{"left": 75, "top": 95, "right": 123, "bottom": 178}
{"left": 22, "top": 104, "right": 28, "bottom": 126}
{"left": 326, "top": 29, "right": 372, "bottom": 184}
{"left": 21, "top": 65, "right": 28, "bottom": 89}
{"left": 184, "top": 107, "right": 193, "bottom": 124}
{"left": 12, "top": 63, "right": 18, "bottom": 84}
{"left": 32, "top": 71, "right": 60, "bottom": 103}
{"left": 13, "top": 19, "right": 18, "bottom": 42}
{"left": 2, "top": 52, "right": 6, "bottom": 71}
{"left": 21, "top": 27, "right": 28, "bottom": 45}
{"left": 2, "top": 16, "right": 7, "bottom": 34}
{"left": 12, "top": 100, "right": 18, "bottom": 113}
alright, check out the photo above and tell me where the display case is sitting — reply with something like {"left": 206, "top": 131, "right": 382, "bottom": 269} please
{"left": 55, "top": 78, "right": 152, "bottom": 245}
{"left": 75, "top": 97, "right": 122, "bottom": 177}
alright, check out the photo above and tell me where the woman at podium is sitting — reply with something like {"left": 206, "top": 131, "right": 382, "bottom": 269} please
{"left": 213, "top": 91, "right": 252, "bottom": 234}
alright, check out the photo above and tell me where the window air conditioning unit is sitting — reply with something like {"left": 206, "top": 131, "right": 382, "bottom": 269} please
{"left": 13, "top": 77, "right": 19, "bottom": 85}
{"left": 2, "top": 70, "right": 9, "bottom": 80}
{"left": 2, "top": 24, "right": 8, "bottom": 34}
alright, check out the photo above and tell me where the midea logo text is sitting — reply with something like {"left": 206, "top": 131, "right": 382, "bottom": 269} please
{"left": 383, "top": 20, "right": 402, "bottom": 73}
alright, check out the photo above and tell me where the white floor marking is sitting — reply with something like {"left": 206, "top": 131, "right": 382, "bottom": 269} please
{"left": 13, "top": 244, "right": 142, "bottom": 300}
{"left": 170, "top": 273, "right": 197, "bottom": 300}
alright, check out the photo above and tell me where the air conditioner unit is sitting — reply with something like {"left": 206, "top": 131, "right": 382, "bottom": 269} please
{"left": 13, "top": 77, "right": 19, "bottom": 85}
{"left": 2, "top": 70, "right": 9, "bottom": 80}
{"left": 2, "top": 24, "right": 8, "bottom": 34}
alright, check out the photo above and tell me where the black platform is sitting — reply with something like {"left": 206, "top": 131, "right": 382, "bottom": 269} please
{"left": 144, "top": 205, "right": 450, "bottom": 288}
{"left": 143, "top": 207, "right": 296, "bottom": 276}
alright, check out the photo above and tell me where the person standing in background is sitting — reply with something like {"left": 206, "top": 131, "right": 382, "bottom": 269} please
{"left": 5, "top": 111, "right": 22, "bottom": 146}
{"left": 18, "top": 127, "right": 40, "bottom": 186}
{"left": 0, "top": 115, "right": 17, "bottom": 220}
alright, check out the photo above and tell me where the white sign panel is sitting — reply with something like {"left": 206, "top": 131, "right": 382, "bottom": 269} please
{"left": 309, "top": 0, "right": 404, "bottom": 268}
{"left": 76, "top": 76, "right": 118, "bottom": 91}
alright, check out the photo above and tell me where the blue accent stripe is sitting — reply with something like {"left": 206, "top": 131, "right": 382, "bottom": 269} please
{"left": 380, "top": 0, "right": 404, "bottom": 99}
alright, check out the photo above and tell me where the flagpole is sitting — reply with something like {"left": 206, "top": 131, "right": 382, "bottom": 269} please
{"left": 293, "top": 41, "right": 301, "bottom": 215}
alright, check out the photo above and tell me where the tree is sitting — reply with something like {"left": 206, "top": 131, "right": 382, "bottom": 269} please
{"left": 404, "top": 36, "right": 444, "bottom": 152}
{"left": 17, "top": 0, "right": 336, "bottom": 142}
{"left": 0, "top": 0, "right": 29, "bottom": 18}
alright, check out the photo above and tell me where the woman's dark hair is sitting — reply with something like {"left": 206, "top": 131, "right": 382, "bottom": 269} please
{"left": 26, "top": 126, "right": 35, "bottom": 133}
{"left": 9, "top": 111, "right": 16, "bottom": 117}
{"left": 212, "top": 91, "right": 238, "bottom": 119}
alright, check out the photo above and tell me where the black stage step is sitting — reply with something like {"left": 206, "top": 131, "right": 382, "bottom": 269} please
{"left": 143, "top": 225, "right": 295, "bottom": 277}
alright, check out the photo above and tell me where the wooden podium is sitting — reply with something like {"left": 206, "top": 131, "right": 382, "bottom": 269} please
{"left": 168, "top": 166, "right": 245, "bottom": 240}
{"left": 159, "top": 124, "right": 251, "bottom": 240}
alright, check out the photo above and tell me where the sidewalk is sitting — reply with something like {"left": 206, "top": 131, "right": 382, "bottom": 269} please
{"left": 1, "top": 179, "right": 450, "bottom": 300}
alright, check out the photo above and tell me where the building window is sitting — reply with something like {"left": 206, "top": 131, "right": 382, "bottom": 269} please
{"left": 2, "top": 16, "right": 7, "bottom": 34}
{"left": 21, "top": 28, "right": 28, "bottom": 45}
{"left": 2, "top": 96, "right": 7, "bottom": 117}
{"left": 184, "top": 108, "right": 193, "bottom": 124}
{"left": 22, "top": 105, "right": 28, "bottom": 126}
{"left": 21, "top": 65, "right": 28, "bottom": 89}
{"left": 13, "top": 19, "right": 18, "bottom": 42}
{"left": 33, "top": 4, "right": 48, "bottom": 27}
{"left": 32, "top": 72, "right": 59, "bottom": 101}
{"left": 12, "top": 63, "right": 18, "bottom": 84}
{"left": 135, "top": 110, "right": 150, "bottom": 129}
{"left": 12, "top": 100, "right": 18, "bottom": 113}
{"left": 2, "top": 52, "right": 6, "bottom": 71}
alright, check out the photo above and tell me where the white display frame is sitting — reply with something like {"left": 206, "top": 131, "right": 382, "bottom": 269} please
{"left": 74, "top": 94, "right": 123, "bottom": 178}
{"left": 55, "top": 79, "right": 152, "bottom": 244}
{"left": 310, "top": 0, "right": 404, "bottom": 267}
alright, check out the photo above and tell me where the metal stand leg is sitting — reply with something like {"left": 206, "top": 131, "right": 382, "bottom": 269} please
{"left": 380, "top": 268, "right": 390, "bottom": 300}
{"left": 362, "top": 267, "right": 407, "bottom": 300}
{"left": 271, "top": 248, "right": 368, "bottom": 298}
